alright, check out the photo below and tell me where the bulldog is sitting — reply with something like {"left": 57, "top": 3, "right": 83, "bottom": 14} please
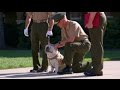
{"left": 45, "top": 44, "right": 66, "bottom": 74}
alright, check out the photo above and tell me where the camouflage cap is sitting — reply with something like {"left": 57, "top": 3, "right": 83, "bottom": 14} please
{"left": 51, "top": 12, "right": 66, "bottom": 24}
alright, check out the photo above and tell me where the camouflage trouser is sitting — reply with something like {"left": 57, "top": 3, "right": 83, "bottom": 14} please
{"left": 30, "top": 22, "right": 48, "bottom": 70}
{"left": 63, "top": 39, "right": 91, "bottom": 72}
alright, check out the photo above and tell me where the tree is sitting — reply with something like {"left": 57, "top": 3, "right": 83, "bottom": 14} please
{"left": 0, "top": 12, "right": 5, "bottom": 49}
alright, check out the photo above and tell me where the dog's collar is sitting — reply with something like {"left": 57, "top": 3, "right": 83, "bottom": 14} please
{"left": 48, "top": 54, "right": 58, "bottom": 60}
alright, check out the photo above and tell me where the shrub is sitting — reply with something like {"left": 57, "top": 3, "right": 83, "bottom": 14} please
{"left": 104, "top": 17, "right": 120, "bottom": 49}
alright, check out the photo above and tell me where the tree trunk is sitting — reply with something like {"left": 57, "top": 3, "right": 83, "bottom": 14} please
{"left": 0, "top": 12, "right": 5, "bottom": 49}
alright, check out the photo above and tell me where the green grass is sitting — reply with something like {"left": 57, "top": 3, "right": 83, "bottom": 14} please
{"left": 0, "top": 57, "right": 32, "bottom": 69}
{"left": 0, "top": 49, "right": 120, "bottom": 70}
{"left": 0, "top": 50, "right": 37, "bottom": 70}
{"left": 85, "top": 49, "right": 120, "bottom": 61}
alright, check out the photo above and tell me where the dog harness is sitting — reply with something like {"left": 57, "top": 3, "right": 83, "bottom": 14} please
{"left": 48, "top": 54, "right": 58, "bottom": 60}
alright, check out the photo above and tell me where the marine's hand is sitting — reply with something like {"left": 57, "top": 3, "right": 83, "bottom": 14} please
{"left": 24, "top": 28, "right": 29, "bottom": 37}
{"left": 46, "top": 30, "right": 53, "bottom": 37}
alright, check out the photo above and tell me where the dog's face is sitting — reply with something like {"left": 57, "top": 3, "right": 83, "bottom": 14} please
{"left": 45, "top": 44, "right": 56, "bottom": 53}
{"left": 45, "top": 44, "right": 66, "bottom": 73}
{"left": 45, "top": 44, "right": 58, "bottom": 58}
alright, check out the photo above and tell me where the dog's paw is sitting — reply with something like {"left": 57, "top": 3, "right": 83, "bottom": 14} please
{"left": 48, "top": 70, "right": 55, "bottom": 73}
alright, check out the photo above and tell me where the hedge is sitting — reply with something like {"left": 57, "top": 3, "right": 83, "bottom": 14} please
{"left": 4, "top": 17, "right": 120, "bottom": 49}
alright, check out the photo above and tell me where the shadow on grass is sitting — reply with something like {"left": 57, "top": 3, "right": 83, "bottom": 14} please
{"left": 0, "top": 50, "right": 32, "bottom": 58}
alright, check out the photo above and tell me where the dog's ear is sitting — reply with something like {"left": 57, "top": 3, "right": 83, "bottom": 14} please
{"left": 45, "top": 45, "right": 48, "bottom": 53}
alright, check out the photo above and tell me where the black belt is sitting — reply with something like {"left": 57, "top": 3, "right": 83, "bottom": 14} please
{"left": 66, "top": 38, "right": 89, "bottom": 45}
{"left": 33, "top": 19, "right": 48, "bottom": 23}
{"left": 48, "top": 54, "right": 58, "bottom": 60}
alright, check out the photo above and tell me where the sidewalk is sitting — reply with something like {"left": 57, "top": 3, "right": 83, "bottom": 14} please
{"left": 0, "top": 61, "right": 120, "bottom": 79}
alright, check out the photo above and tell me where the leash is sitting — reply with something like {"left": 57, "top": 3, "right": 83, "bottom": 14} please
{"left": 47, "top": 35, "right": 51, "bottom": 45}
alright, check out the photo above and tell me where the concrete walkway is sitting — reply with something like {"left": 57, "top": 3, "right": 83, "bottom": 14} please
{"left": 0, "top": 61, "right": 120, "bottom": 79}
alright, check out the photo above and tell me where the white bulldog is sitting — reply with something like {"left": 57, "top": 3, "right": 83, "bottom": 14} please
{"left": 45, "top": 44, "right": 66, "bottom": 74}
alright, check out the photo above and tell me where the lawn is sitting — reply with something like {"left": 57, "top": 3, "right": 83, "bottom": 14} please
{"left": 0, "top": 49, "right": 120, "bottom": 70}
